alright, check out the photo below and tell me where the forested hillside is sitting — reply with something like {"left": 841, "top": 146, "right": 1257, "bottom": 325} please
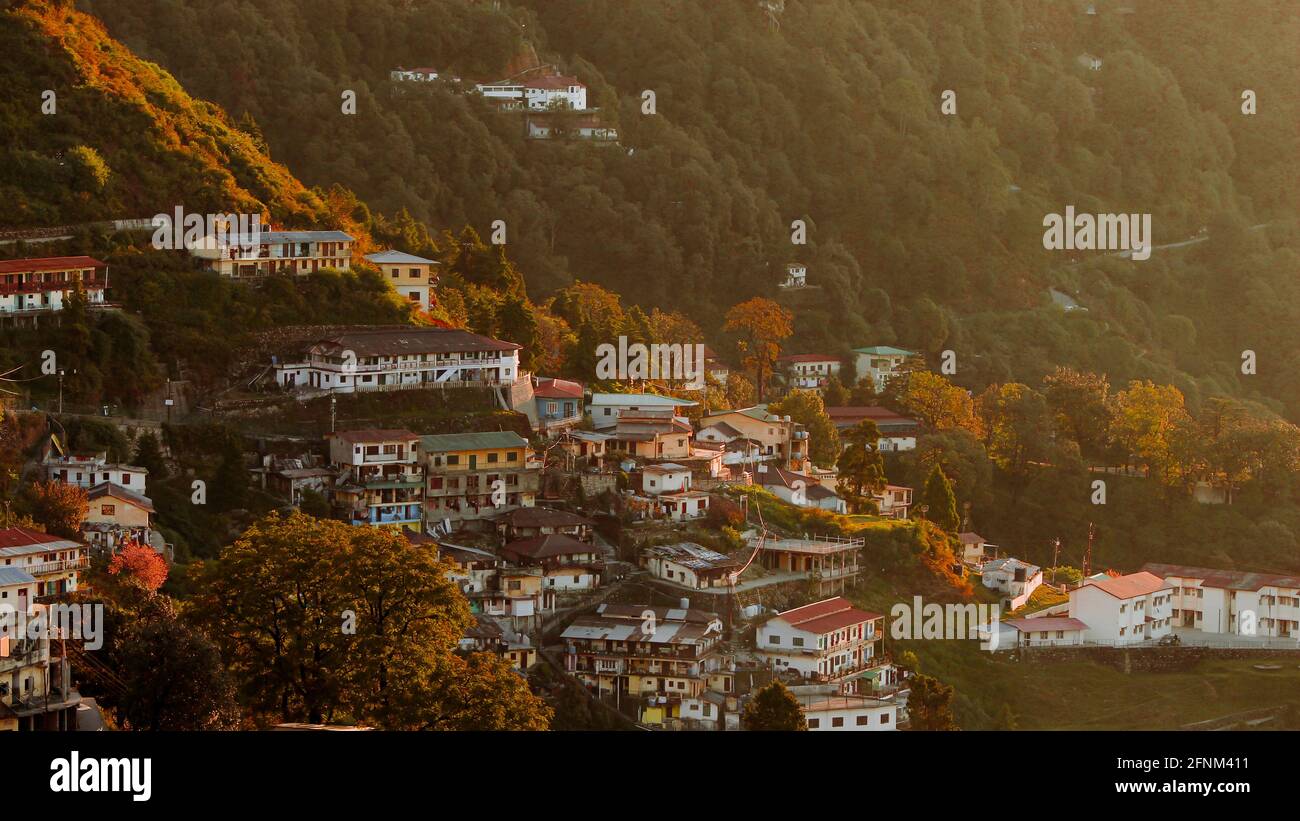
{"left": 72, "top": 0, "right": 1300, "bottom": 421}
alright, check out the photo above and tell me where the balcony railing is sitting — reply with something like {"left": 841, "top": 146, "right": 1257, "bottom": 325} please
{"left": 25, "top": 557, "right": 88, "bottom": 576}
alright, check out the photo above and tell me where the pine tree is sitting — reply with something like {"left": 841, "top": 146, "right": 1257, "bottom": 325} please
{"left": 923, "top": 464, "right": 960, "bottom": 532}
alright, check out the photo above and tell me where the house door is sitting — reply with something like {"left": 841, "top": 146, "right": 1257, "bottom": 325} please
{"left": 469, "top": 454, "right": 478, "bottom": 470}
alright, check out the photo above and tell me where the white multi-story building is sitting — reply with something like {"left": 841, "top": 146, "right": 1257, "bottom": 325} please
{"left": 756, "top": 597, "right": 888, "bottom": 691}
{"left": 390, "top": 67, "right": 440, "bottom": 82}
{"left": 274, "top": 327, "right": 522, "bottom": 393}
{"left": 327, "top": 429, "right": 424, "bottom": 529}
{"left": 798, "top": 693, "right": 898, "bottom": 731}
{"left": 43, "top": 451, "right": 147, "bottom": 492}
{"left": 0, "top": 574, "right": 82, "bottom": 731}
{"left": 191, "top": 230, "right": 353, "bottom": 278}
{"left": 779, "top": 263, "right": 807, "bottom": 289}
{"left": 1068, "top": 572, "right": 1173, "bottom": 645}
{"left": 0, "top": 528, "right": 87, "bottom": 600}
{"left": 0, "top": 256, "right": 107, "bottom": 316}
{"left": 476, "top": 75, "right": 588, "bottom": 111}
{"left": 851, "top": 346, "right": 916, "bottom": 392}
{"left": 1143, "top": 563, "right": 1300, "bottom": 639}
{"left": 778, "top": 354, "right": 842, "bottom": 390}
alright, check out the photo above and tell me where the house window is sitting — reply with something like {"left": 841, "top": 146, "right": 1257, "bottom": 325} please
{"left": 856, "top": 715, "right": 869, "bottom": 726}
{"left": 488, "top": 452, "right": 499, "bottom": 463}
{"left": 807, "top": 718, "right": 820, "bottom": 728}
{"left": 881, "top": 713, "right": 890, "bottom": 724}
{"left": 101, "top": 504, "right": 115, "bottom": 515}
{"left": 769, "top": 635, "right": 780, "bottom": 645}
{"left": 507, "top": 452, "right": 518, "bottom": 462}
{"left": 832, "top": 717, "right": 844, "bottom": 727}
{"left": 792, "top": 637, "right": 804, "bottom": 647}
{"left": 447, "top": 455, "right": 460, "bottom": 465}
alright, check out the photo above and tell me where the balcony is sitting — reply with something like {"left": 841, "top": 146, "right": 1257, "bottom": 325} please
{"left": 25, "top": 557, "right": 88, "bottom": 577}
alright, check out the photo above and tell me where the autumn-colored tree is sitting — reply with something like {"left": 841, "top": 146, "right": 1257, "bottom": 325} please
{"left": 768, "top": 389, "right": 839, "bottom": 467}
{"left": 21, "top": 480, "right": 88, "bottom": 539}
{"left": 741, "top": 679, "right": 807, "bottom": 730}
{"left": 836, "top": 420, "right": 887, "bottom": 513}
{"left": 724, "top": 297, "right": 793, "bottom": 402}
{"left": 899, "top": 371, "right": 981, "bottom": 435}
{"left": 193, "top": 511, "right": 551, "bottom": 729}
{"left": 907, "top": 674, "right": 958, "bottom": 730}
{"left": 724, "top": 372, "right": 756, "bottom": 409}
{"left": 108, "top": 541, "right": 169, "bottom": 593}
{"left": 1109, "top": 380, "right": 1193, "bottom": 486}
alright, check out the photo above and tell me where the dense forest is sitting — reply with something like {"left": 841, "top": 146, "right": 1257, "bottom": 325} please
{"left": 64, "top": 0, "right": 1300, "bottom": 423}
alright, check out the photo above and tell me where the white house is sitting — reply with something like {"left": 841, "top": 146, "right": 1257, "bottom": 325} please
{"left": 957, "top": 532, "right": 991, "bottom": 565}
{"left": 43, "top": 451, "right": 147, "bottom": 492}
{"left": 982, "top": 557, "right": 1043, "bottom": 611}
{"left": 799, "top": 694, "right": 898, "bottom": 731}
{"left": 274, "top": 327, "right": 522, "bottom": 393}
{"left": 1143, "top": 563, "right": 1300, "bottom": 639}
{"left": 872, "top": 485, "right": 912, "bottom": 519}
{"left": 1003, "top": 617, "right": 1089, "bottom": 647}
{"left": 755, "top": 465, "right": 846, "bottom": 514}
{"left": 390, "top": 67, "right": 440, "bottom": 82}
{"left": 779, "top": 263, "right": 807, "bottom": 289}
{"left": 0, "top": 256, "right": 108, "bottom": 316}
{"left": 589, "top": 393, "right": 697, "bottom": 430}
{"left": 640, "top": 463, "right": 692, "bottom": 495}
{"left": 476, "top": 74, "right": 587, "bottom": 111}
{"left": 756, "top": 597, "right": 887, "bottom": 689}
{"left": 851, "top": 346, "right": 916, "bottom": 392}
{"left": 1068, "top": 572, "right": 1173, "bottom": 645}
{"left": 826, "top": 406, "right": 919, "bottom": 452}
{"left": 778, "top": 354, "right": 842, "bottom": 390}
{"left": 363, "top": 250, "right": 440, "bottom": 311}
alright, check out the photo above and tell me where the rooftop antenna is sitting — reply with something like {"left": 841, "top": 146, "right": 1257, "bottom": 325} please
{"left": 1050, "top": 537, "right": 1061, "bottom": 585}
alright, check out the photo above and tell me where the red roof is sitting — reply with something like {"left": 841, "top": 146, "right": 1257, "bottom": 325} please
{"left": 534, "top": 377, "right": 584, "bottom": 399}
{"left": 0, "top": 256, "right": 105, "bottom": 274}
{"left": 1081, "top": 572, "right": 1171, "bottom": 600}
{"left": 774, "top": 597, "right": 881, "bottom": 635}
{"left": 778, "top": 353, "right": 839, "bottom": 364}
{"left": 1005, "top": 617, "right": 1089, "bottom": 633}
{"left": 0, "top": 527, "right": 68, "bottom": 548}
{"left": 526, "top": 74, "right": 583, "bottom": 90}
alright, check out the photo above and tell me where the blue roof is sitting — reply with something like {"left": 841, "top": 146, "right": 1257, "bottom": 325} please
{"left": 852, "top": 346, "right": 916, "bottom": 357}
{"left": 0, "top": 567, "right": 37, "bottom": 586}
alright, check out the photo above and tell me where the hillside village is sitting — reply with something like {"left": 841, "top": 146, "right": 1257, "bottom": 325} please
{"left": 4, "top": 227, "right": 1300, "bottom": 733}
{"left": 0, "top": 0, "right": 1298, "bottom": 747}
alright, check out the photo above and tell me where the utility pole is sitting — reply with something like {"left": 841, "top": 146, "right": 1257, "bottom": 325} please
{"left": 1082, "top": 523, "right": 1095, "bottom": 580}
{"left": 57, "top": 369, "right": 64, "bottom": 414}
{"left": 1051, "top": 538, "right": 1061, "bottom": 586}
{"left": 330, "top": 393, "right": 337, "bottom": 433}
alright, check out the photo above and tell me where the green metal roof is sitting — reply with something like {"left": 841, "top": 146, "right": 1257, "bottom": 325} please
{"left": 420, "top": 430, "right": 527, "bottom": 452}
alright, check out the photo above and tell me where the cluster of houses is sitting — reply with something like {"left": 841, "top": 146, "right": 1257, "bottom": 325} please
{"left": 989, "top": 564, "right": 1300, "bottom": 649}
{"left": 559, "top": 594, "right": 901, "bottom": 731}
